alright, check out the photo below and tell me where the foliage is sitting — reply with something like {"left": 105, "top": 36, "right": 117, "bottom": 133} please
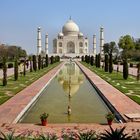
{"left": 14, "top": 58, "right": 18, "bottom": 81}
{"left": 0, "top": 131, "right": 19, "bottom": 140}
{"left": 118, "top": 35, "right": 135, "bottom": 59}
{"left": 2, "top": 57, "right": 7, "bottom": 86}
{"left": 81, "top": 56, "right": 84, "bottom": 62}
{"left": 100, "top": 126, "right": 132, "bottom": 140}
{"left": 38, "top": 133, "right": 58, "bottom": 140}
{"left": 45, "top": 54, "right": 49, "bottom": 67}
{"left": 90, "top": 56, "right": 94, "bottom": 66}
{"left": 97, "top": 54, "right": 101, "bottom": 68}
{"left": 77, "top": 130, "right": 97, "bottom": 140}
{"left": 109, "top": 54, "right": 113, "bottom": 73}
{"left": 50, "top": 56, "right": 54, "bottom": 64}
{"left": 40, "top": 113, "right": 49, "bottom": 121}
{"left": 38, "top": 55, "right": 41, "bottom": 70}
{"left": 137, "top": 63, "right": 140, "bottom": 81}
{"left": 23, "top": 60, "right": 26, "bottom": 76}
{"left": 8, "top": 63, "right": 14, "bottom": 68}
{"left": 104, "top": 54, "right": 109, "bottom": 72}
{"left": 29, "top": 56, "right": 33, "bottom": 72}
{"left": 95, "top": 55, "right": 98, "bottom": 68}
{"left": 105, "top": 112, "right": 115, "bottom": 121}
{"left": 33, "top": 55, "right": 37, "bottom": 71}
{"left": 123, "top": 59, "right": 128, "bottom": 80}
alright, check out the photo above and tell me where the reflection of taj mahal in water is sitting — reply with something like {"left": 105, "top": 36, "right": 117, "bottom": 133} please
{"left": 57, "top": 62, "right": 84, "bottom": 96}
{"left": 37, "top": 17, "right": 105, "bottom": 58}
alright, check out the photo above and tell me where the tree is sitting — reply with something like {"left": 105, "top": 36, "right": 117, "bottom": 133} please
{"left": 45, "top": 54, "right": 49, "bottom": 67}
{"left": 118, "top": 35, "right": 135, "bottom": 59}
{"left": 2, "top": 57, "right": 7, "bottom": 86}
{"left": 90, "top": 56, "right": 94, "bottom": 66}
{"left": 23, "top": 59, "right": 26, "bottom": 76}
{"left": 33, "top": 55, "right": 37, "bottom": 71}
{"left": 105, "top": 54, "right": 109, "bottom": 72}
{"left": 123, "top": 59, "right": 128, "bottom": 80}
{"left": 109, "top": 54, "right": 113, "bottom": 73}
{"left": 38, "top": 55, "right": 41, "bottom": 70}
{"left": 29, "top": 56, "right": 33, "bottom": 72}
{"left": 50, "top": 56, "right": 54, "bottom": 64}
{"left": 85, "top": 55, "right": 88, "bottom": 63}
{"left": 97, "top": 54, "right": 101, "bottom": 68}
{"left": 137, "top": 63, "right": 140, "bottom": 81}
{"left": 81, "top": 56, "right": 84, "bottom": 62}
{"left": 14, "top": 58, "right": 18, "bottom": 80}
{"left": 95, "top": 55, "right": 98, "bottom": 67}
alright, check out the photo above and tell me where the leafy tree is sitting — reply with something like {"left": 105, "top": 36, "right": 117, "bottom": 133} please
{"left": 29, "top": 56, "right": 33, "bottom": 72}
{"left": 45, "top": 54, "right": 49, "bottom": 67}
{"left": 2, "top": 57, "right": 7, "bottom": 86}
{"left": 33, "top": 55, "right": 37, "bottom": 71}
{"left": 123, "top": 59, "right": 128, "bottom": 80}
{"left": 105, "top": 54, "right": 109, "bottom": 72}
{"left": 118, "top": 35, "right": 135, "bottom": 59}
{"left": 109, "top": 54, "right": 113, "bottom": 73}
{"left": 14, "top": 58, "right": 18, "bottom": 80}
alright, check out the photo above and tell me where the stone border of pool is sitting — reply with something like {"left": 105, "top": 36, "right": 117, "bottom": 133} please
{"left": 76, "top": 61, "right": 140, "bottom": 122}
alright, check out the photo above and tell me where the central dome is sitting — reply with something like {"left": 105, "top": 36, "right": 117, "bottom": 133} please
{"left": 62, "top": 19, "right": 79, "bottom": 36}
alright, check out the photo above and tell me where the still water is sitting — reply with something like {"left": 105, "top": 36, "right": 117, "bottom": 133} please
{"left": 20, "top": 62, "right": 110, "bottom": 124}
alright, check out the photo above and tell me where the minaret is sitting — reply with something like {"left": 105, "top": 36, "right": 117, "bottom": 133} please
{"left": 93, "top": 34, "right": 96, "bottom": 56}
{"left": 45, "top": 33, "right": 48, "bottom": 54}
{"left": 37, "top": 27, "right": 42, "bottom": 55}
{"left": 100, "top": 27, "right": 104, "bottom": 58}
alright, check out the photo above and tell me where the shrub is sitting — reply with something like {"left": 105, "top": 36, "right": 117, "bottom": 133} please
{"left": 95, "top": 55, "right": 98, "bottom": 67}
{"left": 38, "top": 55, "right": 41, "bottom": 70}
{"left": 97, "top": 54, "right": 101, "bottom": 68}
{"left": 8, "top": 63, "right": 13, "bottom": 68}
{"left": 90, "top": 56, "right": 94, "bottom": 66}
{"left": 81, "top": 56, "right": 84, "bottom": 62}
{"left": 100, "top": 126, "right": 131, "bottom": 140}
{"left": 45, "top": 54, "right": 49, "bottom": 67}
{"left": 50, "top": 56, "right": 54, "bottom": 64}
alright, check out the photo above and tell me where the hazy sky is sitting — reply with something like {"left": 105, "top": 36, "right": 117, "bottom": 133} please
{"left": 0, "top": 0, "right": 140, "bottom": 54}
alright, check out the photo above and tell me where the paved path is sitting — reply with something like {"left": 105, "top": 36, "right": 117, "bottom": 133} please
{"left": 0, "top": 63, "right": 64, "bottom": 123}
{"left": 77, "top": 62, "right": 140, "bottom": 121}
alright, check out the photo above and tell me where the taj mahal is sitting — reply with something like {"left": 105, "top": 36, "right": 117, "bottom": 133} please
{"left": 36, "top": 18, "right": 104, "bottom": 58}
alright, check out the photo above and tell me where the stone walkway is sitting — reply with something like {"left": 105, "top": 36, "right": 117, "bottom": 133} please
{"left": 0, "top": 61, "right": 140, "bottom": 136}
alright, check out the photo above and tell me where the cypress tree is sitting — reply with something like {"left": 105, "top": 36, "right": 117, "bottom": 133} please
{"left": 123, "top": 59, "right": 128, "bottom": 80}
{"left": 45, "top": 54, "right": 49, "bottom": 67}
{"left": 88, "top": 55, "right": 91, "bottom": 64}
{"left": 38, "top": 55, "right": 41, "bottom": 70}
{"left": 41, "top": 58, "right": 44, "bottom": 69}
{"left": 85, "top": 55, "right": 88, "bottom": 63}
{"left": 23, "top": 60, "right": 26, "bottom": 76}
{"left": 95, "top": 55, "right": 98, "bottom": 67}
{"left": 2, "top": 57, "right": 7, "bottom": 86}
{"left": 50, "top": 56, "right": 54, "bottom": 64}
{"left": 33, "top": 55, "right": 37, "bottom": 71}
{"left": 81, "top": 56, "right": 84, "bottom": 62}
{"left": 137, "top": 63, "right": 140, "bottom": 81}
{"left": 14, "top": 58, "right": 18, "bottom": 80}
{"left": 109, "top": 54, "right": 113, "bottom": 73}
{"left": 105, "top": 54, "right": 109, "bottom": 72}
{"left": 29, "top": 56, "right": 33, "bottom": 72}
{"left": 98, "top": 54, "right": 101, "bottom": 68}
{"left": 90, "top": 56, "right": 94, "bottom": 66}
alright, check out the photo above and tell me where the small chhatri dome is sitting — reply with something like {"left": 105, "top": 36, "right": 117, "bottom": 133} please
{"left": 78, "top": 32, "right": 83, "bottom": 37}
{"left": 58, "top": 32, "right": 64, "bottom": 37}
{"left": 62, "top": 18, "right": 79, "bottom": 36}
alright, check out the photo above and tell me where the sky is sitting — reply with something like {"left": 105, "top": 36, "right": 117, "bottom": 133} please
{"left": 0, "top": 0, "right": 140, "bottom": 54}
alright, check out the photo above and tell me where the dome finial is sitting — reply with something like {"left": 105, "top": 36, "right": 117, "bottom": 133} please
{"left": 69, "top": 16, "right": 72, "bottom": 20}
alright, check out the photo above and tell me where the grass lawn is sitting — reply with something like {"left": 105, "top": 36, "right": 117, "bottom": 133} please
{"left": 0, "top": 62, "right": 60, "bottom": 105}
{"left": 81, "top": 62, "right": 140, "bottom": 105}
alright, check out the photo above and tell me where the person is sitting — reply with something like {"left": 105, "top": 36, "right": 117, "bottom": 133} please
{"left": 67, "top": 105, "right": 71, "bottom": 115}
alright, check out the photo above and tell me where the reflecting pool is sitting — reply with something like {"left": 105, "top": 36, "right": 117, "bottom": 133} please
{"left": 20, "top": 62, "right": 110, "bottom": 124}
